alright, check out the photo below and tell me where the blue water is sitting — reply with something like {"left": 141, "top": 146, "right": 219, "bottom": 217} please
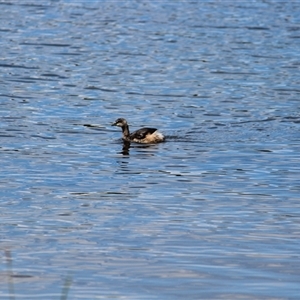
{"left": 1, "top": 1, "right": 300, "bottom": 299}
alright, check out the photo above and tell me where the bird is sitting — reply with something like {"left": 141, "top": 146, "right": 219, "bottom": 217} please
{"left": 112, "top": 118, "right": 165, "bottom": 144}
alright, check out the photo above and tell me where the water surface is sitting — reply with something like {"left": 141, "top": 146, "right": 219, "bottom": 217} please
{"left": 1, "top": 1, "right": 300, "bottom": 299}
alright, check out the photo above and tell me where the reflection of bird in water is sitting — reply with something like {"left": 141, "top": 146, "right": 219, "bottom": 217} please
{"left": 112, "top": 118, "right": 165, "bottom": 144}
{"left": 121, "top": 141, "right": 130, "bottom": 155}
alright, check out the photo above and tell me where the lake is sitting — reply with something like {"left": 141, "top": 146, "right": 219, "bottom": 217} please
{"left": 0, "top": 1, "right": 299, "bottom": 299}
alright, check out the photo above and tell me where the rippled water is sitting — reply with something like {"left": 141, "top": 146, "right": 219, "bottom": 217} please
{"left": 1, "top": 1, "right": 300, "bottom": 299}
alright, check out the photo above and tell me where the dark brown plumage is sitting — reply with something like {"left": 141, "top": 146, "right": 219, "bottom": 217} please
{"left": 112, "top": 118, "right": 165, "bottom": 144}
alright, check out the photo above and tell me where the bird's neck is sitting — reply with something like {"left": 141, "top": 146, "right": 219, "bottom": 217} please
{"left": 121, "top": 124, "right": 130, "bottom": 139}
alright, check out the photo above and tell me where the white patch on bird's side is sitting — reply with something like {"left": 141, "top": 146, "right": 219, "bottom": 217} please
{"left": 153, "top": 131, "right": 165, "bottom": 142}
{"left": 133, "top": 131, "right": 165, "bottom": 144}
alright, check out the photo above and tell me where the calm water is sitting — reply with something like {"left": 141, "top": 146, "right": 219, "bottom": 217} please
{"left": 1, "top": 1, "right": 300, "bottom": 299}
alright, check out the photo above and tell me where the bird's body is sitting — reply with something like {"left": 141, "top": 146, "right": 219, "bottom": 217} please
{"left": 112, "top": 118, "right": 165, "bottom": 144}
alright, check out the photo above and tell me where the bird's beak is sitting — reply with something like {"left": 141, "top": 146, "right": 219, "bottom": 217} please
{"left": 111, "top": 121, "right": 117, "bottom": 126}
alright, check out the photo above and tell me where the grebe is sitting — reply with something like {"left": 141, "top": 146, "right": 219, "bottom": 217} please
{"left": 112, "top": 118, "right": 165, "bottom": 144}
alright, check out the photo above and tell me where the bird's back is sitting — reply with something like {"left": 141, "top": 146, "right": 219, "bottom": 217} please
{"left": 130, "top": 127, "right": 157, "bottom": 140}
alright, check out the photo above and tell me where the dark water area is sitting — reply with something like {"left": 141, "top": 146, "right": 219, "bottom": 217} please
{"left": 1, "top": 1, "right": 300, "bottom": 299}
